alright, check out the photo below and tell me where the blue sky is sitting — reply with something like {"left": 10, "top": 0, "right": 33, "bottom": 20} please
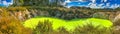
{"left": 0, "top": 0, "right": 13, "bottom": 6}
{"left": 0, "top": 0, "right": 120, "bottom": 9}
{"left": 50, "top": 0, "right": 120, "bottom": 9}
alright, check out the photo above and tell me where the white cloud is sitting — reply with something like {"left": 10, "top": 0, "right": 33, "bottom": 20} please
{"left": 62, "top": 0, "right": 120, "bottom": 9}
{"left": 104, "top": 0, "right": 107, "bottom": 2}
{"left": 89, "top": 3, "right": 98, "bottom": 8}
{"left": 98, "top": 3, "right": 104, "bottom": 7}
{"left": 65, "top": 6, "right": 71, "bottom": 8}
{"left": 8, "top": 2, "right": 13, "bottom": 5}
{"left": 65, "top": 0, "right": 71, "bottom": 3}
{"left": 78, "top": 0, "right": 82, "bottom": 1}
{"left": 90, "top": 0, "right": 96, "bottom": 3}
{"left": 106, "top": 3, "right": 110, "bottom": 7}
{"left": 109, "top": 4, "right": 120, "bottom": 9}
{"left": 63, "top": 0, "right": 71, "bottom": 5}
{"left": 1, "top": 0, "right": 13, "bottom": 6}
{"left": 78, "top": 0, "right": 87, "bottom": 2}
{"left": 3, "top": 1, "right": 8, "bottom": 5}
{"left": 88, "top": 3, "right": 105, "bottom": 9}
{"left": 101, "top": 0, "right": 107, "bottom": 2}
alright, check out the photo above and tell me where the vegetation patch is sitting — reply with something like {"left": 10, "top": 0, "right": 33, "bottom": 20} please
{"left": 23, "top": 17, "right": 113, "bottom": 31}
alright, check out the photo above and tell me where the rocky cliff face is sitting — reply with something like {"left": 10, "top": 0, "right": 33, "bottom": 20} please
{"left": 1, "top": 7, "right": 120, "bottom": 28}
{"left": 1, "top": 7, "right": 119, "bottom": 20}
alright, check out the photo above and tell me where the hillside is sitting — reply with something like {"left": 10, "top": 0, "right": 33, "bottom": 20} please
{"left": 0, "top": 0, "right": 120, "bottom": 34}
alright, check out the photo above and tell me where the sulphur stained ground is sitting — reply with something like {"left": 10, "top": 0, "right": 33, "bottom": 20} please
{"left": 23, "top": 17, "right": 113, "bottom": 31}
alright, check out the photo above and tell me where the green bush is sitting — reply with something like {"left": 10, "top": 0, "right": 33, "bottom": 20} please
{"left": 33, "top": 20, "right": 53, "bottom": 34}
{"left": 0, "top": 9, "right": 32, "bottom": 34}
{"left": 73, "top": 23, "right": 112, "bottom": 34}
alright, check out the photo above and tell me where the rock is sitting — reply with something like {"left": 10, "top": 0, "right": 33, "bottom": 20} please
{"left": 113, "top": 26, "right": 120, "bottom": 34}
{"left": 113, "top": 12, "right": 120, "bottom": 26}
{"left": 92, "top": 12, "right": 109, "bottom": 19}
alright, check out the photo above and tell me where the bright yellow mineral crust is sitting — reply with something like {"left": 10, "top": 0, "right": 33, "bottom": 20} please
{"left": 23, "top": 17, "right": 113, "bottom": 31}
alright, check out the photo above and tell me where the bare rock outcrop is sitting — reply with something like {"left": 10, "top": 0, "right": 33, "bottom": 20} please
{"left": 113, "top": 12, "right": 120, "bottom": 26}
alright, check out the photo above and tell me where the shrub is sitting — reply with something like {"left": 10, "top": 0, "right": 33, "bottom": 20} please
{"left": 0, "top": 9, "right": 32, "bottom": 34}
{"left": 29, "top": 19, "right": 114, "bottom": 34}
{"left": 32, "top": 20, "right": 71, "bottom": 34}
{"left": 7, "top": 7, "right": 27, "bottom": 11}
{"left": 73, "top": 23, "right": 112, "bottom": 34}
{"left": 57, "top": 27, "right": 70, "bottom": 34}
{"left": 33, "top": 20, "right": 53, "bottom": 34}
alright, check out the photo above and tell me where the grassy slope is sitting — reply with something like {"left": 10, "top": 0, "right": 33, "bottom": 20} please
{"left": 23, "top": 17, "right": 113, "bottom": 31}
